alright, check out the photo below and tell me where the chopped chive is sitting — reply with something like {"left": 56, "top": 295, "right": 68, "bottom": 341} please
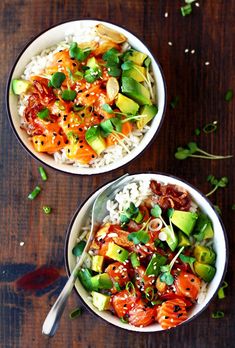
{"left": 125, "top": 281, "right": 136, "bottom": 296}
{"left": 225, "top": 89, "right": 233, "bottom": 102}
{"left": 120, "top": 317, "right": 128, "bottom": 324}
{"left": 203, "top": 121, "right": 218, "bottom": 134}
{"left": 195, "top": 128, "right": 200, "bottom": 136}
{"left": 28, "top": 186, "right": 41, "bottom": 200}
{"left": 211, "top": 311, "right": 224, "bottom": 319}
{"left": 69, "top": 307, "right": 82, "bottom": 319}
{"left": 218, "top": 281, "right": 228, "bottom": 299}
{"left": 181, "top": 4, "right": 192, "bottom": 16}
{"left": 43, "top": 206, "right": 52, "bottom": 214}
{"left": 39, "top": 166, "right": 47, "bottom": 181}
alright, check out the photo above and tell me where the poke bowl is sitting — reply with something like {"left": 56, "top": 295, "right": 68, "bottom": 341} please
{"left": 65, "top": 173, "right": 228, "bottom": 332}
{"left": 6, "top": 20, "right": 166, "bottom": 175}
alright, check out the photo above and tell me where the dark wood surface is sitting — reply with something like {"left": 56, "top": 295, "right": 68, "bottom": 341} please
{"left": 0, "top": 1, "right": 234, "bottom": 347}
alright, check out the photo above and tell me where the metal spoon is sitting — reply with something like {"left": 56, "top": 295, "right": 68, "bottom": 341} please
{"left": 42, "top": 173, "right": 132, "bottom": 337}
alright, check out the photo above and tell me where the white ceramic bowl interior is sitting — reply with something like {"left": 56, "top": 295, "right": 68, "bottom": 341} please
{"left": 7, "top": 20, "right": 166, "bottom": 175}
{"left": 66, "top": 173, "right": 227, "bottom": 332}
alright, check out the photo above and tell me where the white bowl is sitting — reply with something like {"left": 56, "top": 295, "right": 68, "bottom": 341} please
{"left": 6, "top": 20, "right": 166, "bottom": 175}
{"left": 65, "top": 173, "right": 228, "bottom": 332}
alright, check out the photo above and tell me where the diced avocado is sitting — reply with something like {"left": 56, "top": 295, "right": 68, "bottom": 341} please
{"left": 106, "top": 242, "right": 129, "bottom": 262}
{"left": 193, "top": 245, "right": 216, "bottom": 265}
{"left": 122, "top": 65, "right": 146, "bottom": 82}
{"left": 194, "top": 213, "right": 214, "bottom": 241}
{"left": 91, "top": 255, "right": 104, "bottom": 273}
{"left": 145, "top": 253, "right": 167, "bottom": 276}
{"left": 87, "top": 57, "right": 99, "bottom": 69}
{"left": 178, "top": 231, "right": 191, "bottom": 247}
{"left": 91, "top": 273, "right": 113, "bottom": 289}
{"left": 128, "top": 50, "right": 148, "bottom": 66}
{"left": 137, "top": 105, "right": 158, "bottom": 129}
{"left": 12, "top": 79, "right": 31, "bottom": 95}
{"left": 91, "top": 291, "right": 111, "bottom": 311}
{"left": 194, "top": 262, "right": 216, "bottom": 282}
{"left": 121, "top": 77, "right": 152, "bottom": 105}
{"left": 161, "top": 226, "right": 178, "bottom": 251}
{"left": 171, "top": 210, "right": 198, "bottom": 236}
{"left": 85, "top": 126, "right": 106, "bottom": 155}
{"left": 78, "top": 268, "right": 93, "bottom": 291}
{"left": 115, "top": 93, "right": 139, "bottom": 115}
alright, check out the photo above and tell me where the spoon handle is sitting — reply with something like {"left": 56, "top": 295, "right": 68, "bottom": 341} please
{"left": 42, "top": 267, "right": 77, "bottom": 337}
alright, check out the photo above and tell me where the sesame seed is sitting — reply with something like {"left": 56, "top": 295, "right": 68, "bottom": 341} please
{"left": 185, "top": 48, "right": 189, "bottom": 53}
{"left": 191, "top": 49, "right": 195, "bottom": 54}
{"left": 195, "top": 2, "right": 200, "bottom": 7}
{"left": 205, "top": 61, "right": 210, "bottom": 66}
{"left": 164, "top": 12, "right": 168, "bottom": 18}
{"left": 168, "top": 41, "right": 173, "bottom": 46}
{"left": 20, "top": 241, "right": 24, "bottom": 246}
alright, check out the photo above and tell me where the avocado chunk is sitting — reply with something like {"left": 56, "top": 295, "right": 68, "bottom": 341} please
{"left": 87, "top": 57, "right": 99, "bottom": 69}
{"left": 194, "top": 213, "right": 214, "bottom": 241}
{"left": 91, "top": 273, "right": 113, "bottom": 290}
{"left": 193, "top": 245, "right": 216, "bottom": 265}
{"left": 194, "top": 262, "right": 216, "bottom": 282}
{"left": 128, "top": 50, "right": 148, "bottom": 66}
{"left": 116, "top": 93, "right": 139, "bottom": 115}
{"left": 92, "top": 291, "right": 111, "bottom": 311}
{"left": 121, "top": 77, "right": 152, "bottom": 105}
{"left": 85, "top": 126, "right": 106, "bottom": 155}
{"left": 12, "top": 79, "right": 31, "bottom": 95}
{"left": 145, "top": 253, "right": 167, "bottom": 276}
{"left": 106, "top": 242, "right": 129, "bottom": 262}
{"left": 178, "top": 231, "right": 191, "bottom": 247}
{"left": 160, "top": 226, "right": 178, "bottom": 251}
{"left": 137, "top": 105, "right": 158, "bottom": 129}
{"left": 78, "top": 268, "right": 93, "bottom": 291}
{"left": 91, "top": 255, "right": 104, "bottom": 273}
{"left": 122, "top": 65, "right": 146, "bottom": 82}
{"left": 171, "top": 210, "right": 198, "bottom": 236}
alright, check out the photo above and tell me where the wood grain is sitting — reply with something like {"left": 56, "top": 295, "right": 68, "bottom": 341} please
{"left": 0, "top": 1, "right": 234, "bottom": 347}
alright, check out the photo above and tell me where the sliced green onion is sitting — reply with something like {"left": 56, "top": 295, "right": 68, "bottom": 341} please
{"left": 211, "top": 311, "right": 224, "bottom": 319}
{"left": 114, "top": 282, "right": 122, "bottom": 292}
{"left": 43, "top": 206, "right": 52, "bottom": 214}
{"left": 120, "top": 317, "right": 128, "bottom": 324}
{"left": 195, "top": 128, "right": 200, "bottom": 136}
{"left": 225, "top": 89, "right": 233, "bottom": 102}
{"left": 69, "top": 307, "right": 82, "bottom": 319}
{"left": 72, "top": 240, "right": 86, "bottom": 256}
{"left": 151, "top": 299, "right": 163, "bottom": 305}
{"left": 28, "top": 186, "right": 41, "bottom": 200}
{"left": 130, "top": 252, "right": 140, "bottom": 268}
{"left": 181, "top": 4, "right": 192, "bottom": 16}
{"left": 170, "top": 96, "right": 179, "bottom": 109}
{"left": 218, "top": 281, "right": 228, "bottom": 299}
{"left": 39, "top": 166, "right": 47, "bottom": 181}
{"left": 125, "top": 281, "right": 136, "bottom": 296}
{"left": 37, "top": 108, "right": 49, "bottom": 120}
{"left": 145, "top": 287, "right": 154, "bottom": 301}
{"left": 203, "top": 121, "right": 218, "bottom": 134}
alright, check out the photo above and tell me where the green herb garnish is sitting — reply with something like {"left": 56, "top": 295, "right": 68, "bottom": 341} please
{"left": 211, "top": 311, "right": 224, "bottom": 319}
{"left": 72, "top": 240, "right": 86, "bottom": 257}
{"left": 120, "top": 317, "right": 128, "bottom": 324}
{"left": 181, "top": 4, "right": 192, "bottom": 16}
{"left": 69, "top": 42, "right": 91, "bottom": 61}
{"left": 61, "top": 89, "right": 77, "bottom": 101}
{"left": 43, "top": 206, "right": 52, "bottom": 214}
{"left": 28, "top": 186, "right": 41, "bottom": 200}
{"left": 125, "top": 281, "right": 136, "bottom": 296}
{"left": 102, "top": 48, "right": 121, "bottom": 77}
{"left": 50, "top": 72, "right": 66, "bottom": 88}
{"left": 225, "top": 89, "right": 233, "bottom": 102}
{"left": 37, "top": 108, "right": 49, "bottom": 120}
{"left": 170, "top": 96, "right": 180, "bottom": 109}
{"left": 38, "top": 166, "right": 47, "bottom": 181}
{"left": 203, "top": 121, "right": 218, "bottom": 134}
{"left": 84, "top": 67, "right": 102, "bottom": 83}
{"left": 175, "top": 142, "right": 233, "bottom": 160}
{"left": 179, "top": 254, "right": 195, "bottom": 272}
{"left": 206, "top": 175, "right": 228, "bottom": 197}
{"left": 128, "top": 229, "right": 150, "bottom": 245}
{"left": 214, "top": 205, "right": 222, "bottom": 215}
{"left": 69, "top": 307, "right": 82, "bottom": 319}
{"left": 159, "top": 246, "right": 184, "bottom": 285}
{"left": 217, "top": 281, "right": 228, "bottom": 300}
{"left": 195, "top": 128, "right": 201, "bottom": 136}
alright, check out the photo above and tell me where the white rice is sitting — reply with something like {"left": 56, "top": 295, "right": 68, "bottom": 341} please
{"left": 18, "top": 23, "right": 155, "bottom": 168}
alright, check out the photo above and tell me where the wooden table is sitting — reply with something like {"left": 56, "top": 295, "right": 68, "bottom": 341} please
{"left": 0, "top": 1, "right": 234, "bottom": 347}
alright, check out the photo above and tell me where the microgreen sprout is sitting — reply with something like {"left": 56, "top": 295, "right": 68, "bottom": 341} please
{"left": 127, "top": 218, "right": 151, "bottom": 245}
{"left": 179, "top": 254, "right": 195, "bottom": 272}
{"left": 206, "top": 175, "right": 229, "bottom": 197}
{"left": 175, "top": 142, "right": 233, "bottom": 160}
{"left": 159, "top": 246, "right": 185, "bottom": 285}
{"left": 217, "top": 281, "right": 228, "bottom": 300}
{"left": 69, "top": 42, "right": 91, "bottom": 61}
{"left": 195, "top": 128, "right": 201, "bottom": 136}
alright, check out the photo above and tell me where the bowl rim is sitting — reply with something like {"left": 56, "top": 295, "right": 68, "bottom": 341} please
{"left": 64, "top": 171, "right": 229, "bottom": 332}
{"left": 5, "top": 18, "right": 167, "bottom": 176}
